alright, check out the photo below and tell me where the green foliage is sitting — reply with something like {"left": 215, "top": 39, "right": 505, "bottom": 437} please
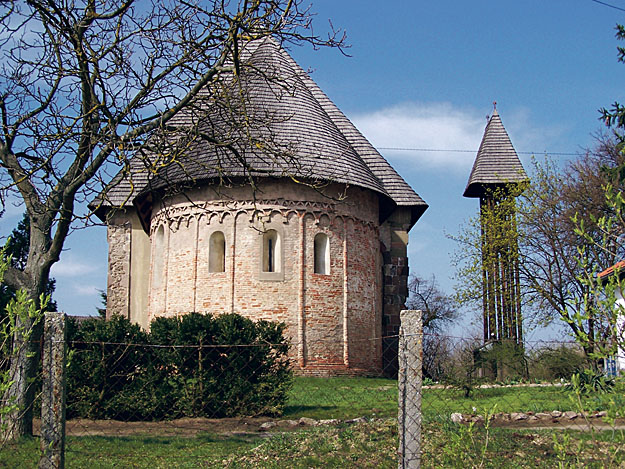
{"left": 600, "top": 25, "right": 625, "bottom": 129}
{"left": 451, "top": 186, "right": 523, "bottom": 313}
{"left": 530, "top": 345, "right": 589, "bottom": 381}
{"left": 439, "top": 339, "right": 483, "bottom": 397}
{"left": 454, "top": 144, "right": 625, "bottom": 355}
{"left": 66, "top": 312, "right": 292, "bottom": 421}
{"left": 572, "top": 182, "right": 625, "bottom": 361}
{"left": 567, "top": 369, "right": 615, "bottom": 395}
{"left": 589, "top": 26, "right": 625, "bottom": 365}
{"left": 66, "top": 314, "right": 149, "bottom": 420}
{"left": 476, "top": 341, "right": 528, "bottom": 381}
{"left": 0, "top": 244, "right": 48, "bottom": 434}
{"left": 95, "top": 290, "right": 107, "bottom": 318}
{"left": 146, "top": 313, "right": 293, "bottom": 419}
{"left": 561, "top": 362, "right": 625, "bottom": 468}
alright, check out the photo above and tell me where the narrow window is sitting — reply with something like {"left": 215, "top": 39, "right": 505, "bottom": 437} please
{"left": 209, "top": 231, "right": 226, "bottom": 273}
{"left": 152, "top": 225, "right": 165, "bottom": 288}
{"left": 314, "top": 233, "right": 330, "bottom": 275}
{"left": 262, "top": 229, "right": 280, "bottom": 273}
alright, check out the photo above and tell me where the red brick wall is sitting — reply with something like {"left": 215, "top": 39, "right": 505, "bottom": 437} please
{"left": 142, "top": 181, "right": 383, "bottom": 375}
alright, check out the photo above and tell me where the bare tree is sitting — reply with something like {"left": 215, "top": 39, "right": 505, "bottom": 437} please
{"left": 0, "top": 0, "right": 342, "bottom": 439}
{"left": 518, "top": 140, "right": 624, "bottom": 356}
{"left": 406, "top": 274, "right": 457, "bottom": 332}
{"left": 406, "top": 274, "right": 458, "bottom": 380}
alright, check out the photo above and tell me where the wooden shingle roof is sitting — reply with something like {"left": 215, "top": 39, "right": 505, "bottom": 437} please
{"left": 93, "top": 38, "right": 427, "bottom": 223}
{"left": 463, "top": 109, "right": 528, "bottom": 198}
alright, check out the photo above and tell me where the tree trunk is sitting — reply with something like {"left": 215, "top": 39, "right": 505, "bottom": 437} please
{"left": 2, "top": 314, "right": 41, "bottom": 440}
{"left": 2, "top": 255, "right": 50, "bottom": 441}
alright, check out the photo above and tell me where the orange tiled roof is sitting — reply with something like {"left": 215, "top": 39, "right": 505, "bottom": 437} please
{"left": 598, "top": 260, "right": 625, "bottom": 279}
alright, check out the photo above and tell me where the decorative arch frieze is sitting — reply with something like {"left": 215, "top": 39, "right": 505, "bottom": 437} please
{"left": 149, "top": 198, "right": 378, "bottom": 236}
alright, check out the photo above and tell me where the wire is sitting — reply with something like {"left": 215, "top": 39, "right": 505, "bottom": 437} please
{"left": 376, "top": 147, "right": 582, "bottom": 157}
{"left": 590, "top": 0, "right": 625, "bottom": 12}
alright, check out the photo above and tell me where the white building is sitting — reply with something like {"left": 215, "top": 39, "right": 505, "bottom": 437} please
{"left": 598, "top": 261, "right": 625, "bottom": 374}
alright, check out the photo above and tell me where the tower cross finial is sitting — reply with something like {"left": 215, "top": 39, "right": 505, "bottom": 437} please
{"left": 493, "top": 101, "right": 497, "bottom": 110}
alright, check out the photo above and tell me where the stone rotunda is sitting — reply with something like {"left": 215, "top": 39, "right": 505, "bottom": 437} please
{"left": 92, "top": 38, "right": 428, "bottom": 375}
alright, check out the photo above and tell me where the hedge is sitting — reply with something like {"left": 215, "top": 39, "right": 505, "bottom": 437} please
{"left": 66, "top": 313, "right": 292, "bottom": 420}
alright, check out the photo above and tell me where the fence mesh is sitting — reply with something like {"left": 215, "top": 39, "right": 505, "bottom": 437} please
{"left": 1, "top": 322, "right": 625, "bottom": 468}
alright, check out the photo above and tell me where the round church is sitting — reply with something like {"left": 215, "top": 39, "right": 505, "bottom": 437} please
{"left": 93, "top": 38, "right": 427, "bottom": 375}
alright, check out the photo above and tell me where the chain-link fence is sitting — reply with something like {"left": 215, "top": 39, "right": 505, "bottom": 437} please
{"left": 1, "top": 311, "right": 625, "bottom": 468}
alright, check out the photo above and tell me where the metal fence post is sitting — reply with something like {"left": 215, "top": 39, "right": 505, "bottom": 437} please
{"left": 398, "top": 309, "right": 422, "bottom": 469}
{"left": 39, "top": 312, "right": 67, "bottom": 469}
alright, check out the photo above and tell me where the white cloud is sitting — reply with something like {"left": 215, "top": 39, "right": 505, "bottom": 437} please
{"left": 350, "top": 102, "right": 485, "bottom": 173}
{"left": 51, "top": 255, "right": 98, "bottom": 277}
{"left": 71, "top": 283, "right": 100, "bottom": 296}
{"left": 349, "top": 102, "right": 566, "bottom": 174}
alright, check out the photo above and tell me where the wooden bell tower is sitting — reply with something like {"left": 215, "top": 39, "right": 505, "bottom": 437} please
{"left": 463, "top": 104, "right": 528, "bottom": 346}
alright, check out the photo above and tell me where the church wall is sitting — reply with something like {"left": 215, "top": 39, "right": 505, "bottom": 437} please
{"left": 144, "top": 180, "right": 383, "bottom": 374}
{"left": 230, "top": 211, "right": 300, "bottom": 333}
{"left": 379, "top": 207, "right": 413, "bottom": 376}
{"left": 345, "top": 218, "right": 382, "bottom": 370}
{"left": 302, "top": 213, "right": 346, "bottom": 371}
{"left": 106, "top": 212, "right": 131, "bottom": 319}
{"left": 107, "top": 208, "right": 151, "bottom": 327}
{"left": 194, "top": 213, "right": 234, "bottom": 315}
{"left": 161, "top": 216, "right": 197, "bottom": 315}
{"left": 129, "top": 213, "right": 151, "bottom": 329}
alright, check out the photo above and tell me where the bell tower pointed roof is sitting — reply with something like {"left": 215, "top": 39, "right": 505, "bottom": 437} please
{"left": 463, "top": 106, "right": 528, "bottom": 198}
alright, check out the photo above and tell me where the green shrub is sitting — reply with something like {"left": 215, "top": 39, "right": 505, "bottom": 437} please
{"left": 66, "top": 313, "right": 292, "bottom": 421}
{"left": 530, "top": 345, "right": 588, "bottom": 381}
{"left": 159, "top": 313, "right": 291, "bottom": 418}
{"left": 567, "top": 368, "right": 615, "bottom": 394}
{"left": 66, "top": 314, "right": 150, "bottom": 419}
{"left": 473, "top": 341, "right": 528, "bottom": 382}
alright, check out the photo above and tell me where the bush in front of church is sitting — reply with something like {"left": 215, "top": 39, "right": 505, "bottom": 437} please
{"left": 65, "top": 313, "right": 292, "bottom": 420}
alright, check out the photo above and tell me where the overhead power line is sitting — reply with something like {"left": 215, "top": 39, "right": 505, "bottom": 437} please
{"left": 376, "top": 147, "right": 581, "bottom": 157}
{"left": 590, "top": 0, "right": 625, "bottom": 12}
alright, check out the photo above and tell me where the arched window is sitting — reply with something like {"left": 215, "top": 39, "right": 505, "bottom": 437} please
{"left": 262, "top": 229, "right": 281, "bottom": 273}
{"left": 314, "top": 233, "right": 330, "bottom": 275}
{"left": 152, "top": 225, "right": 165, "bottom": 289}
{"left": 209, "top": 231, "right": 226, "bottom": 273}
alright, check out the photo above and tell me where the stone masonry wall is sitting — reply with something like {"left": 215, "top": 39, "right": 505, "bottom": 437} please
{"left": 144, "top": 180, "right": 383, "bottom": 375}
{"left": 380, "top": 208, "right": 412, "bottom": 377}
{"left": 106, "top": 212, "right": 131, "bottom": 319}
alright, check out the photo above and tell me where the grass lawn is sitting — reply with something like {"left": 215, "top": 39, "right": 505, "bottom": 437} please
{"left": 4, "top": 420, "right": 623, "bottom": 468}
{"left": 285, "top": 377, "right": 620, "bottom": 422}
{"left": 1, "top": 377, "right": 624, "bottom": 468}
{"left": 0, "top": 433, "right": 262, "bottom": 468}
{"left": 226, "top": 420, "right": 625, "bottom": 468}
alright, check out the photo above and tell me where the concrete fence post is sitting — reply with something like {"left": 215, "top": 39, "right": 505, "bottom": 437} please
{"left": 39, "top": 312, "right": 67, "bottom": 469}
{"left": 397, "top": 309, "right": 422, "bottom": 469}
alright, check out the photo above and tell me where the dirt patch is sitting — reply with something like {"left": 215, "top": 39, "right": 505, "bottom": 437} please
{"left": 455, "top": 412, "right": 625, "bottom": 431}
{"left": 33, "top": 413, "right": 625, "bottom": 438}
{"left": 494, "top": 418, "right": 625, "bottom": 431}
{"left": 33, "top": 417, "right": 276, "bottom": 438}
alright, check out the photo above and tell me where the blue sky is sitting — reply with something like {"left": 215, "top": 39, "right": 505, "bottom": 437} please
{"left": 3, "top": 0, "right": 625, "bottom": 340}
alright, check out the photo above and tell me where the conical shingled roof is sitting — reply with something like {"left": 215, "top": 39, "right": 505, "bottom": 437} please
{"left": 92, "top": 37, "right": 427, "bottom": 224}
{"left": 463, "top": 109, "right": 528, "bottom": 198}
{"left": 147, "top": 39, "right": 388, "bottom": 196}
